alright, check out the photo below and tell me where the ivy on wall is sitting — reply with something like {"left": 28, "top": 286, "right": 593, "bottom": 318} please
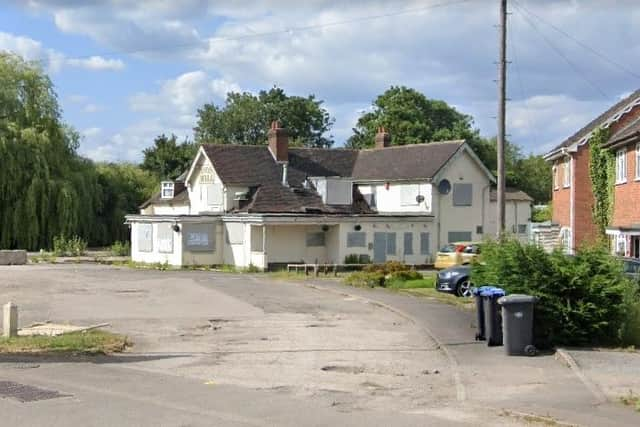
{"left": 589, "top": 128, "right": 614, "bottom": 238}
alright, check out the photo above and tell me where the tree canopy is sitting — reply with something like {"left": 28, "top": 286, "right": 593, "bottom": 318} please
{"left": 0, "top": 53, "right": 155, "bottom": 250}
{"left": 141, "top": 134, "right": 197, "bottom": 180}
{"left": 347, "top": 86, "right": 482, "bottom": 149}
{"left": 194, "top": 86, "right": 334, "bottom": 147}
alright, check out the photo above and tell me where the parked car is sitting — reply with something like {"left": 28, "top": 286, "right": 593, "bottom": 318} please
{"left": 435, "top": 265, "right": 473, "bottom": 297}
{"left": 434, "top": 242, "right": 481, "bottom": 270}
{"left": 621, "top": 257, "right": 640, "bottom": 283}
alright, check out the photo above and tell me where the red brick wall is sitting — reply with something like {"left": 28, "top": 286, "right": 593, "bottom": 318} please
{"left": 612, "top": 143, "right": 640, "bottom": 227}
{"left": 552, "top": 158, "right": 570, "bottom": 228}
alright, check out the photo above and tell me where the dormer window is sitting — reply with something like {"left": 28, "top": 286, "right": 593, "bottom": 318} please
{"left": 161, "top": 181, "right": 174, "bottom": 199}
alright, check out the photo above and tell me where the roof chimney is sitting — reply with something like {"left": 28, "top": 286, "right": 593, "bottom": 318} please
{"left": 268, "top": 120, "right": 288, "bottom": 162}
{"left": 374, "top": 127, "right": 391, "bottom": 149}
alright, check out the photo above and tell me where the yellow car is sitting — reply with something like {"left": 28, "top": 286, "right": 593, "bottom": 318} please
{"left": 434, "top": 242, "right": 481, "bottom": 270}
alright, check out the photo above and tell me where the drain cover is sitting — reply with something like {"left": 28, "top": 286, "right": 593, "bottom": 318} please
{"left": 0, "top": 381, "right": 69, "bottom": 402}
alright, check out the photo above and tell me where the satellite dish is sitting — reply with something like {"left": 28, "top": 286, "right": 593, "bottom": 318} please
{"left": 415, "top": 195, "right": 425, "bottom": 203}
{"left": 438, "top": 179, "right": 451, "bottom": 195}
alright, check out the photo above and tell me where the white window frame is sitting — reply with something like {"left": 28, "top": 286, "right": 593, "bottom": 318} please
{"left": 562, "top": 157, "right": 571, "bottom": 188}
{"left": 616, "top": 149, "right": 627, "bottom": 184}
{"left": 161, "top": 181, "right": 174, "bottom": 199}
{"left": 636, "top": 143, "right": 640, "bottom": 180}
{"left": 553, "top": 165, "right": 559, "bottom": 190}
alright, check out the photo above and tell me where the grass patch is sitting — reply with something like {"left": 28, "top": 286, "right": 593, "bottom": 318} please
{"left": 386, "top": 276, "right": 435, "bottom": 289}
{"left": 620, "top": 390, "right": 640, "bottom": 412}
{"left": 400, "top": 287, "right": 474, "bottom": 309}
{"left": 0, "top": 330, "right": 129, "bottom": 355}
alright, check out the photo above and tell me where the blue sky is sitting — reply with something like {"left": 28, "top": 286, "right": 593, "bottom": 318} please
{"left": 2, "top": 0, "right": 640, "bottom": 162}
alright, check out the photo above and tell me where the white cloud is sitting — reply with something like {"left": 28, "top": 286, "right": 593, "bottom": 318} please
{"left": 66, "top": 55, "right": 124, "bottom": 71}
{"left": 81, "top": 127, "right": 102, "bottom": 138}
{"left": 82, "top": 103, "right": 103, "bottom": 113}
{"left": 0, "top": 31, "right": 124, "bottom": 73}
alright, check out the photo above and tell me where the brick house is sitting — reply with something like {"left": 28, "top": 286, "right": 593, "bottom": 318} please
{"left": 543, "top": 89, "right": 640, "bottom": 255}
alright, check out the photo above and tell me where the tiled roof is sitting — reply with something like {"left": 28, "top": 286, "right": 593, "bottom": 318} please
{"left": 547, "top": 89, "right": 640, "bottom": 155}
{"left": 605, "top": 114, "right": 640, "bottom": 148}
{"left": 351, "top": 140, "right": 464, "bottom": 180}
{"left": 489, "top": 187, "right": 533, "bottom": 202}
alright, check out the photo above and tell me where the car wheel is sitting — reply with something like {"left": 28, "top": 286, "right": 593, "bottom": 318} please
{"left": 456, "top": 278, "right": 473, "bottom": 298}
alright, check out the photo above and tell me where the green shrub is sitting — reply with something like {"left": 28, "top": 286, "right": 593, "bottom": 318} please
{"left": 388, "top": 270, "right": 423, "bottom": 282}
{"left": 344, "top": 271, "right": 386, "bottom": 288}
{"left": 52, "top": 235, "right": 87, "bottom": 257}
{"left": 110, "top": 241, "right": 130, "bottom": 256}
{"left": 472, "top": 237, "right": 637, "bottom": 348}
{"left": 363, "top": 261, "right": 410, "bottom": 275}
{"left": 344, "top": 254, "right": 361, "bottom": 264}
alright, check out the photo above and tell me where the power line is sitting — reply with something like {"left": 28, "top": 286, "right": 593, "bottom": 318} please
{"left": 513, "top": 0, "right": 640, "bottom": 81}
{"left": 512, "top": 3, "right": 609, "bottom": 100}
{"left": 63, "top": 0, "right": 472, "bottom": 61}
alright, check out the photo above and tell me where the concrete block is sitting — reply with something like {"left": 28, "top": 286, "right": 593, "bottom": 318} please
{"left": 0, "top": 250, "right": 27, "bottom": 265}
{"left": 3, "top": 302, "right": 18, "bottom": 337}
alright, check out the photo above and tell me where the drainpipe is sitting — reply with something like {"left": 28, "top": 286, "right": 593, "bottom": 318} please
{"left": 282, "top": 163, "right": 288, "bottom": 187}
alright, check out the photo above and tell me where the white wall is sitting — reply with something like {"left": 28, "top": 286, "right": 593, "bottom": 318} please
{"left": 265, "top": 225, "right": 329, "bottom": 264}
{"left": 484, "top": 200, "right": 532, "bottom": 240}
{"left": 188, "top": 156, "right": 225, "bottom": 214}
{"left": 151, "top": 204, "right": 190, "bottom": 215}
{"left": 433, "top": 149, "right": 492, "bottom": 249}
{"left": 357, "top": 182, "right": 432, "bottom": 213}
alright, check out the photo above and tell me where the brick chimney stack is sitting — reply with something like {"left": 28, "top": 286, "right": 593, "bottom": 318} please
{"left": 374, "top": 127, "right": 391, "bottom": 149}
{"left": 268, "top": 120, "right": 289, "bottom": 162}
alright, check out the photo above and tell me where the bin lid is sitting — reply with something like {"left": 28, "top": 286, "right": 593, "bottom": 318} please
{"left": 472, "top": 285, "right": 496, "bottom": 296}
{"left": 480, "top": 287, "right": 505, "bottom": 297}
{"left": 498, "top": 294, "right": 538, "bottom": 305}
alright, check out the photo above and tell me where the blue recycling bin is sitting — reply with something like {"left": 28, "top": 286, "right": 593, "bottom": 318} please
{"left": 472, "top": 286, "right": 498, "bottom": 341}
{"left": 480, "top": 287, "right": 506, "bottom": 346}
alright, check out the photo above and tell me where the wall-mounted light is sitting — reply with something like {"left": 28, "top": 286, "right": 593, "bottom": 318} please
{"left": 173, "top": 224, "right": 181, "bottom": 232}
{"left": 321, "top": 225, "right": 329, "bottom": 232}
{"left": 384, "top": 182, "right": 390, "bottom": 190}
{"left": 354, "top": 224, "right": 362, "bottom": 231}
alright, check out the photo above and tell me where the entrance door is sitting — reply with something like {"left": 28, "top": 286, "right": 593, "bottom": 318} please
{"left": 373, "top": 232, "right": 387, "bottom": 263}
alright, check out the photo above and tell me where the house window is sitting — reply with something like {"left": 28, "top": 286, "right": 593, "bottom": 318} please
{"left": 403, "top": 232, "right": 413, "bottom": 255}
{"left": 347, "top": 232, "right": 366, "bottom": 248}
{"left": 386, "top": 232, "right": 396, "bottom": 255}
{"left": 420, "top": 232, "right": 430, "bottom": 255}
{"left": 452, "top": 183, "right": 472, "bottom": 206}
{"left": 563, "top": 158, "right": 571, "bottom": 188}
{"left": 161, "top": 181, "right": 174, "bottom": 199}
{"left": 560, "top": 228, "right": 571, "bottom": 254}
{"left": 306, "top": 232, "right": 326, "bottom": 247}
{"left": 137, "top": 223, "right": 153, "bottom": 252}
{"left": 553, "top": 165, "right": 559, "bottom": 190}
{"left": 636, "top": 143, "right": 640, "bottom": 179}
{"left": 615, "top": 234, "right": 626, "bottom": 256}
{"left": 157, "top": 223, "right": 174, "bottom": 253}
{"left": 448, "top": 231, "right": 472, "bottom": 243}
{"left": 517, "top": 224, "right": 528, "bottom": 234}
{"left": 616, "top": 149, "right": 627, "bottom": 184}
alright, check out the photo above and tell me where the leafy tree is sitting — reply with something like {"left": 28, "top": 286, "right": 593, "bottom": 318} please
{"left": 142, "top": 134, "right": 197, "bottom": 180}
{"left": 194, "top": 86, "right": 334, "bottom": 147}
{"left": 347, "top": 86, "right": 482, "bottom": 149}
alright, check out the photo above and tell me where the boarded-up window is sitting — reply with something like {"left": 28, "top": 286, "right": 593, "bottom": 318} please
{"left": 347, "top": 232, "right": 366, "bottom": 247}
{"left": 206, "top": 184, "right": 223, "bottom": 207}
{"left": 251, "top": 226, "right": 263, "bottom": 252}
{"left": 306, "top": 232, "right": 326, "bottom": 247}
{"left": 138, "top": 223, "right": 153, "bottom": 252}
{"left": 386, "top": 232, "right": 396, "bottom": 255}
{"left": 157, "top": 223, "right": 173, "bottom": 253}
{"left": 225, "top": 223, "right": 244, "bottom": 244}
{"left": 453, "top": 183, "right": 472, "bottom": 206}
{"left": 183, "top": 223, "right": 216, "bottom": 252}
{"left": 448, "top": 231, "right": 472, "bottom": 243}
{"left": 420, "top": 232, "right": 430, "bottom": 255}
{"left": 400, "top": 185, "right": 419, "bottom": 206}
{"left": 404, "top": 232, "right": 413, "bottom": 255}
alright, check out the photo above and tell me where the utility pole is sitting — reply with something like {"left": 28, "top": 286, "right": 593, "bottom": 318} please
{"left": 497, "top": 0, "right": 507, "bottom": 236}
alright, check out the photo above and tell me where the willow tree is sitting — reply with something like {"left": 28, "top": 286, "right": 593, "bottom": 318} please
{"left": 0, "top": 53, "right": 103, "bottom": 249}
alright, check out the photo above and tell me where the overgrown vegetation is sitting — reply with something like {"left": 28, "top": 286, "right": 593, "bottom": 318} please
{"left": 589, "top": 128, "right": 615, "bottom": 238}
{"left": 110, "top": 241, "right": 131, "bottom": 256}
{"left": 344, "top": 261, "right": 424, "bottom": 288}
{"left": 52, "top": 235, "right": 87, "bottom": 257}
{"left": 0, "top": 330, "right": 129, "bottom": 354}
{"left": 472, "top": 238, "right": 640, "bottom": 348}
{"left": 532, "top": 205, "right": 552, "bottom": 223}
{"left": 620, "top": 390, "right": 640, "bottom": 412}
